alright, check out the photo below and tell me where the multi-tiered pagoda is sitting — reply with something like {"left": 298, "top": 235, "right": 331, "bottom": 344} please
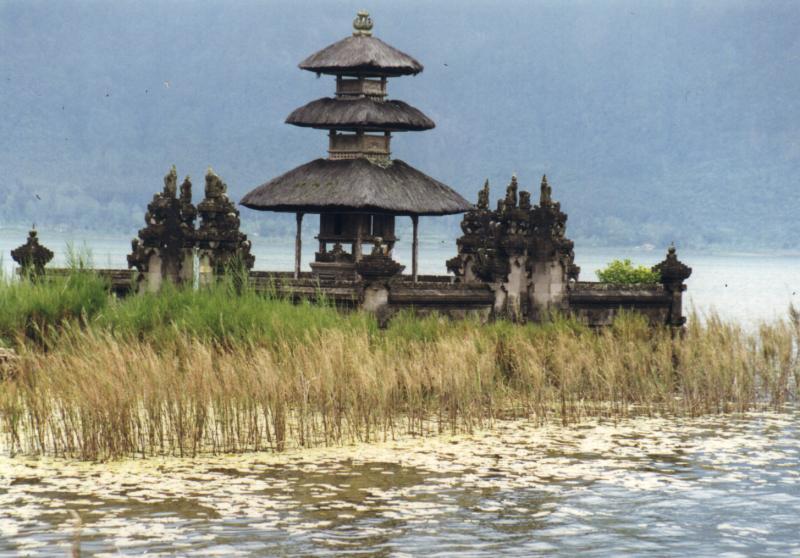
{"left": 241, "top": 11, "right": 470, "bottom": 280}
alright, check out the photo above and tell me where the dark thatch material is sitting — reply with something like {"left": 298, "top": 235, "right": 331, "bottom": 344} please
{"left": 241, "top": 158, "right": 471, "bottom": 216}
{"left": 299, "top": 36, "right": 423, "bottom": 77}
{"left": 286, "top": 98, "right": 435, "bottom": 131}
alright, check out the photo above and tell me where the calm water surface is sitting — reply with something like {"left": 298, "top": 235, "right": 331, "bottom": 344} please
{"left": 2, "top": 412, "right": 799, "bottom": 557}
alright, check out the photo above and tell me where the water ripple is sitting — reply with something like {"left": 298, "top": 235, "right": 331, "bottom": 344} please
{"left": 1, "top": 411, "right": 798, "bottom": 557}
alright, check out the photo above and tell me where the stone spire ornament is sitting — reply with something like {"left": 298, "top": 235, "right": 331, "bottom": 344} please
{"left": 477, "top": 180, "right": 490, "bottom": 210}
{"left": 540, "top": 175, "right": 552, "bottom": 204}
{"left": 653, "top": 245, "right": 693, "bottom": 327}
{"left": 11, "top": 229, "right": 53, "bottom": 277}
{"left": 352, "top": 10, "right": 373, "bottom": 36}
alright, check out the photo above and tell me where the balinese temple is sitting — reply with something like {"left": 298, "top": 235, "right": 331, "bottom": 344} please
{"left": 241, "top": 11, "right": 471, "bottom": 281}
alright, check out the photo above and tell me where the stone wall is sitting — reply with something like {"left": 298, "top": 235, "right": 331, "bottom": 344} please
{"left": 567, "top": 282, "right": 672, "bottom": 326}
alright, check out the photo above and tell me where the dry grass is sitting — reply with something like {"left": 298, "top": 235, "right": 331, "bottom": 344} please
{"left": 1, "top": 309, "right": 798, "bottom": 461}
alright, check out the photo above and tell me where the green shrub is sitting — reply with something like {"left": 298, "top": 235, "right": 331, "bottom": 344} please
{"left": 596, "top": 259, "right": 660, "bottom": 284}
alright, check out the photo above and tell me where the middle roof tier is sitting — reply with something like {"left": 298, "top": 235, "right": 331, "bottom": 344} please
{"left": 286, "top": 97, "right": 435, "bottom": 132}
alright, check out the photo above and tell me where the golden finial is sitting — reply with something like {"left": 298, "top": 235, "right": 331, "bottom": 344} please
{"left": 353, "top": 11, "right": 373, "bottom": 36}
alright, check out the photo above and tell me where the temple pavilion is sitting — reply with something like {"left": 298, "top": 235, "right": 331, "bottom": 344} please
{"left": 241, "top": 11, "right": 471, "bottom": 281}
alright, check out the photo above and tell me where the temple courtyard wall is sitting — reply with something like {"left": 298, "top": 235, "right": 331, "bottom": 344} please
{"left": 9, "top": 168, "right": 692, "bottom": 329}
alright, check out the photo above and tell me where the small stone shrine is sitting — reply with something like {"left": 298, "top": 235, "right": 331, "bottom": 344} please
{"left": 448, "top": 175, "right": 580, "bottom": 320}
{"left": 11, "top": 229, "right": 54, "bottom": 278}
{"left": 127, "top": 166, "right": 196, "bottom": 292}
{"left": 653, "top": 245, "right": 693, "bottom": 326}
{"left": 195, "top": 168, "right": 255, "bottom": 284}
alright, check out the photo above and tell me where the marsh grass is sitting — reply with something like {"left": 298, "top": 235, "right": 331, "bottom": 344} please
{"left": 0, "top": 271, "right": 798, "bottom": 460}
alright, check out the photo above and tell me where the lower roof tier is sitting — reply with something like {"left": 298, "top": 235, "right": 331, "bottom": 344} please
{"left": 286, "top": 97, "right": 435, "bottom": 131}
{"left": 240, "top": 158, "right": 472, "bottom": 216}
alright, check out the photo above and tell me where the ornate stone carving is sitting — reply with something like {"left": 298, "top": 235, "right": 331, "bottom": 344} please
{"left": 448, "top": 173, "right": 580, "bottom": 319}
{"left": 196, "top": 168, "right": 255, "bottom": 273}
{"left": 356, "top": 238, "right": 404, "bottom": 281}
{"left": 315, "top": 242, "right": 354, "bottom": 263}
{"left": 127, "top": 166, "right": 195, "bottom": 287}
{"left": 476, "top": 179, "right": 490, "bottom": 210}
{"left": 11, "top": 229, "right": 53, "bottom": 277}
{"left": 526, "top": 175, "right": 578, "bottom": 280}
{"left": 352, "top": 10, "right": 373, "bottom": 36}
{"left": 449, "top": 175, "right": 578, "bottom": 283}
{"left": 653, "top": 245, "right": 692, "bottom": 327}
{"left": 653, "top": 245, "right": 692, "bottom": 286}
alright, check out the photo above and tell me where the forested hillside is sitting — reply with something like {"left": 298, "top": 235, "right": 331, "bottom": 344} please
{"left": 1, "top": 0, "right": 798, "bottom": 249}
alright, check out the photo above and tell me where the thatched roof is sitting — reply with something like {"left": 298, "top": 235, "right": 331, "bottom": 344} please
{"left": 241, "top": 158, "right": 471, "bottom": 216}
{"left": 286, "top": 98, "right": 434, "bottom": 131}
{"left": 299, "top": 36, "right": 423, "bottom": 77}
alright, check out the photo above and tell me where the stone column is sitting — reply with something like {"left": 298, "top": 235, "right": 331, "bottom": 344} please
{"left": 294, "top": 212, "right": 303, "bottom": 279}
{"left": 525, "top": 176, "right": 576, "bottom": 321}
{"left": 411, "top": 215, "right": 419, "bottom": 282}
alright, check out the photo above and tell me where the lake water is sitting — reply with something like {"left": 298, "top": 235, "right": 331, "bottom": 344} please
{"left": 2, "top": 228, "right": 800, "bottom": 556}
{"left": 1, "top": 227, "right": 798, "bottom": 327}
{"left": 1, "top": 411, "right": 799, "bottom": 557}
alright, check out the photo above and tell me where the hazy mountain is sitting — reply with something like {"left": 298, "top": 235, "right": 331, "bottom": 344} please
{"left": 1, "top": 0, "right": 798, "bottom": 249}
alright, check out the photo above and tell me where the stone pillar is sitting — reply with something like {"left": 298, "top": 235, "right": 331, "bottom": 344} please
{"left": 653, "top": 246, "right": 692, "bottom": 327}
{"left": 197, "top": 252, "right": 214, "bottom": 288}
{"left": 411, "top": 214, "right": 419, "bottom": 282}
{"left": 143, "top": 251, "right": 164, "bottom": 293}
{"left": 294, "top": 212, "right": 303, "bottom": 279}
{"left": 524, "top": 176, "right": 577, "bottom": 321}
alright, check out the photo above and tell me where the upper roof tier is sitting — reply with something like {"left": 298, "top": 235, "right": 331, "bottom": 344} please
{"left": 241, "top": 158, "right": 471, "bottom": 216}
{"left": 298, "top": 12, "right": 423, "bottom": 77}
{"left": 287, "top": 97, "right": 435, "bottom": 131}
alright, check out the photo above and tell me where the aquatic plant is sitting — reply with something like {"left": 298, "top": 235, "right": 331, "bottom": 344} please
{"left": 1, "top": 305, "right": 797, "bottom": 460}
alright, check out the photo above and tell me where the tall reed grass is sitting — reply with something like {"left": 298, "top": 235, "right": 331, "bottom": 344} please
{"left": 0, "top": 271, "right": 798, "bottom": 460}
